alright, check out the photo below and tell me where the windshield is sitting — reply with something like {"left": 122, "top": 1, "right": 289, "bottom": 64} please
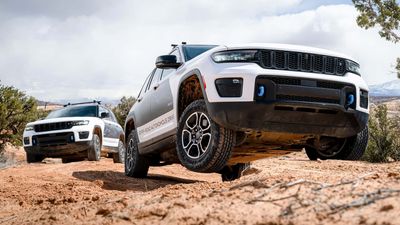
{"left": 182, "top": 45, "right": 217, "bottom": 61}
{"left": 46, "top": 105, "right": 98, "bottom": 119}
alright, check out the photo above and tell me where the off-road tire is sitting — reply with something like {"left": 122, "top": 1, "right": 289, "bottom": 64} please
{"left": 177, "top": 100, "right": 235, "bottom": 173}
{"left": 88, "top": 134, "right": 101, "bottom": 161}
{"left": 305, "top": 126, "right": 369, "bottom": 161}
{"left": 26, "top": 153, "right": 44, "bottom": 163}
{"left": 113, "top": 140, "right": 125, "bottom": 163}
{"left": 125, "top": 130, "right": 149, "bottom": 178}
{"left": 220, "top": 163, "right": 250, "bottom": 182}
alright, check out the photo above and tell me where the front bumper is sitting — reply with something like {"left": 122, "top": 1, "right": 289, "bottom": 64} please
{"left": 23, "top": 128, "right": 94, "bottom": 157}
{"left": 207, "top": 101, "right": 368, "bottom": 138}
{"left": 24, "top": 140, "right": 92, "bottom": 157}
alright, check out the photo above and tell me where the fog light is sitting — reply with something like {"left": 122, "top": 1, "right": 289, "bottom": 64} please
{"left": 360, "top": 90, "right": 368, "bottom": 109}
{"left": 215, "top": 78, "right": 243, "bottom": 97}
{"left": 79, "top": 131, "right": 89, "bottom": 139}
{"left": 257, "top": 85, "right": 265, "bottom": 97}
{"left": 23, "top": 137, "right": 30, "bottom": 145}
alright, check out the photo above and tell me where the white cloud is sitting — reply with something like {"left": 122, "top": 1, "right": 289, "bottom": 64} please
{"left": 0, "top": 1, "right": 398, "bottom": 101}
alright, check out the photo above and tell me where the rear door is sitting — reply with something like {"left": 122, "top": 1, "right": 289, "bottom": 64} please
{"left": 147, "top": 69, "right": 175, "bottom": 139}
{"left": 135, "top": 69, "right": 162, "bottom": 144}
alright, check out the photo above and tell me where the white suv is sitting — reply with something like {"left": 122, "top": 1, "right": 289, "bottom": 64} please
{"left": 124, "top": 43, "right": 369, "bottom": 181}
{"left": 23, "top": 101, "right": 125, "bottom": 163}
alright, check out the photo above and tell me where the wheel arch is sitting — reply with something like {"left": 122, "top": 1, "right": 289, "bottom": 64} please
{"left": 124, "top": 118, "right": 136, "bottom": 144}
{"left": 93, "top": 125, "right": 102, "bottom": 144}
{"left": 177, "top": 69, "right": 208, "bottom": 119}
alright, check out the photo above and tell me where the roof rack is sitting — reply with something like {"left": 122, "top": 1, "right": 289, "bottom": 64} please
{"left": 171, "top": 42, "right": 187, "bottom": 48}
{"left": 63, "top": 100, "right": 101, "bottom": 107}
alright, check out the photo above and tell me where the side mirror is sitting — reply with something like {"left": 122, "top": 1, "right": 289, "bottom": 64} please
{"left": 155, "top": 55, "right": 181, "bottom": 69}
{"left": 100, "top": 112, "right": 109, "bottom": 118}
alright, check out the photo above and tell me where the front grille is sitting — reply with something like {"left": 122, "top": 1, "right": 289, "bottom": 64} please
{"left": 33, "top": 132, "right": 74, "bottom": 147}
{"left": 259, "top": 50, "right": 349, "bottom": 76}
{"left": 34, "top": 122, "right": 73, "bottom": 132}
{"left": 276, "top": 95, "right": 340, "bottom": 105}
{"left": 255, "top": 76, "right": 356, "bottom": 109}
{"left": 269, "top": 77, "right": 346, "bottom": 90}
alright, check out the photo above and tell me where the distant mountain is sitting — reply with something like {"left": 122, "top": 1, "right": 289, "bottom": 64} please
{"left": 36, "top": 100, "right": 62, "bottom": 107}
{"left": 369, "top": 79, "right": 400, "bottom": 97}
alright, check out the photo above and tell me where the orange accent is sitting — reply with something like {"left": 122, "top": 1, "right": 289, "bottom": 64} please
{"left": 201, "top": 75, "right": 206, "bottom": 89}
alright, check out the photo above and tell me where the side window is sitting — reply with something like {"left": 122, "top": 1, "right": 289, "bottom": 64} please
{"left": 146, "top": 68, "right": 162, "bottom": 91}
{"left": 144, "top": 69, "right": 156, "bottom": 93}
{"left": 160, "top": 69, "right": 174, "bottom": 80}
{"left": 99, "top": 106, "right": 111, "bottom": 121}
{"left": 108, "top": 109, "right": 118, "bottom": 123}
{"left": 138, "top": 73, "right": 152, "bottom": 98}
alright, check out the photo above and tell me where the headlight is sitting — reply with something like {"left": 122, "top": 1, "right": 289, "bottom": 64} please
{"left": 72, "top": 120, "right": 89, "bottom": 126}
{"left": 25, "top": 125, "right": 34, "bottom": 131}
{"left": 212, "top": 50, "right": 258, "bottom": 63}
{"left": 346, "top": 60, "right": 360, "bottom": 75}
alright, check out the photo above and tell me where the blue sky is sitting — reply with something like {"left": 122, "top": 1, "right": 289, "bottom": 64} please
{"left": 0, "top": 0, "right": 399, "bottom": 101}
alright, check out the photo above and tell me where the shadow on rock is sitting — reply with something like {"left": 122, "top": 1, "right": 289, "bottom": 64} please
{"left": 72, "top": 170, "right": 200, "bottom": 192}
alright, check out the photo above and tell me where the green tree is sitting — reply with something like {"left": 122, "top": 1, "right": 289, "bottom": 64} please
{"left": 0, "top": 82, "right": 39, "bottom": 150}
{"left": 363, "top": 104, "right": 400, "bottom": 162}
{"left": 353, "top": 0, "right": 400, "bottom": 78}
{"left": 112, "top": 96, "right": 136, "bottom": 127}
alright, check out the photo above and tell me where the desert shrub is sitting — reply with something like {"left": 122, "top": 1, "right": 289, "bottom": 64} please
{"left": 0, "top": 82, "right": 39, "bottom": 151}
{"left": 363, "top": 104, "right": 400, "bottom": 162}
{"left": 112, "top": 96, "right": 136, "bottom": 127}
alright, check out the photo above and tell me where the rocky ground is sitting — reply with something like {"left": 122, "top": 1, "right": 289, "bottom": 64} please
{"left": 0, "top": 145, "right": 399, "bottom": 225}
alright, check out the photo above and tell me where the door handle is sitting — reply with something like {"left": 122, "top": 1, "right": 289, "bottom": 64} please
{"left": 153, "top": 83, "right": 160, "bottom": 90}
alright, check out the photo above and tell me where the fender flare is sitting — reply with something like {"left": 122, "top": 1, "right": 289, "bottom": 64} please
{"left": 93, "top": 125, "right": 103, "bottom": 144}
{"left": 176, "top": 69, "right": 212, "bottom": 117}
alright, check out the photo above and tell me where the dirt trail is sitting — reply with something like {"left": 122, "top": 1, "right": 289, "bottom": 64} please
{"left": 0, "top": 146, "right": 399, "bottom": 225}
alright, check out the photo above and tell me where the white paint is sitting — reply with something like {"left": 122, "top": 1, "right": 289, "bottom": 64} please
{"left": 137, "top": 110, "right": 176, "bottom": 143}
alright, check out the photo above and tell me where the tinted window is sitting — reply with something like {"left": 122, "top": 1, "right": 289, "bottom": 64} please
{"left": 99, "top": 106, "right": 116, "bottom": 122}
{"left": 160, "top": 69, "right": 174, "bottom": 80}
{"left": 138, "top": 73, "right": 152, "bottom": 97}
{"left": 109, "top": 110, "right": 118, "bottom": 123}
{"left": 182, "top": 45, "right": 217, "bottom": 61}
{"left": 98, "top": 106, "right": 108, "bottom": 118}
{"left": 46, "top": 105, "right": 97, "bottom": 118}
{"left": 147, "top": 68, "right": 162, "bottom": 91}
{"left": 145, "top": 69, "right": 156, "bottom": 92}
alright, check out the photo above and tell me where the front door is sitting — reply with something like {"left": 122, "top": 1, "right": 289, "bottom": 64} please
{"left": 99, "top": 106, "right": 119, "bottom": 148}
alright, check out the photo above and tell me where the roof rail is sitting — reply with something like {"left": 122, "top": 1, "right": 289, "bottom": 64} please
{"left": 63, "top": 100, "right": 101, "bottom": 107}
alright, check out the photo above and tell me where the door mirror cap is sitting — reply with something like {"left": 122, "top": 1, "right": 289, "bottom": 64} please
{"left": 100, "top": 112, "right": 109, "bottom": 118}
{"left": 155, "top": 55, "right": 181, "bottom": 69}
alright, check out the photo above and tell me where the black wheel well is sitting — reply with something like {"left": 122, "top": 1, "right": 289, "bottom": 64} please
{"left": 119, "top": 133, "right": 125, "bottom": 143}
{"left": 178, "top": 75, "right": 204, "bottom": 118}
{"left": 125, "top": 119, "right": 135, "bottom": 143}
{"left": 93, "top": 126, "right": 102, "bottom": 144}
